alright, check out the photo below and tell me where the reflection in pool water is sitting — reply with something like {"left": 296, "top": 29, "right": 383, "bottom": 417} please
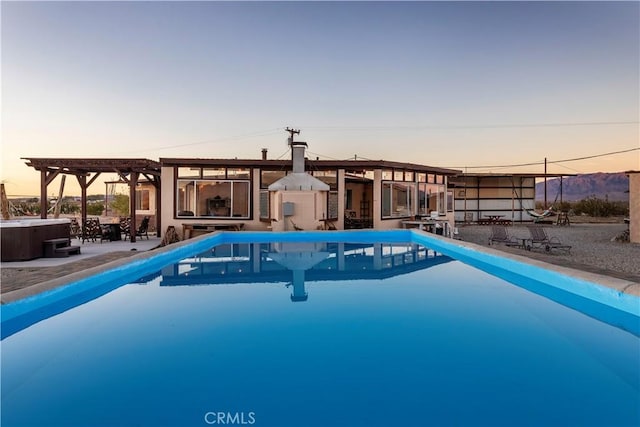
{"left": 163, "top": 242, "right": 451, "bottom": 302}
{"left": 2, "top": 239, "right": 639, "bottom": 427}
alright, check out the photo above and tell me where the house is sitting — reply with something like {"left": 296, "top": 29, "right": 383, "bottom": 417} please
{"left": 160, "top": 140, "right": 460, "bottom": 238}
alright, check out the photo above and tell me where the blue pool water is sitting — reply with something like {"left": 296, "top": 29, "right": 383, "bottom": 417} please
{"left": 2, "top": 231, "right": 639, "bottom": 427}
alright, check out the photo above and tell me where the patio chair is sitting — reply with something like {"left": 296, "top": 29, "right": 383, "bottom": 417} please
{"left": 70, "top": 218, "right": 81, "bottom": 240}
{"left": 526, "top": 225, "right": 571, "bottom": 253}
{"left": 488, "top": 225, "right": 521, "bottom": 247}
{"left": 129, "top": 216, "right": 150, "bottom": 240}
{"left": 81, "top": 218, "right": 103, "bottom": 243}
{"left": 119, "top": 216, "right": 131, "bottom": 240}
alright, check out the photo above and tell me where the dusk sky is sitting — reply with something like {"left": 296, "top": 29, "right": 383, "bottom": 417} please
{"left": 2, "top": 1, "right": 639, "bottom": 197}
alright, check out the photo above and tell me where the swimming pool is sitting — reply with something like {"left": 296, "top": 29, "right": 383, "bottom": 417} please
{"left": 2, "top": 230, "right": 639, "bottom": 426}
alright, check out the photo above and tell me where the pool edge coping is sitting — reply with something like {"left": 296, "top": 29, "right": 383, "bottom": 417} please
{"left": 0, "top": 232, "right": 218, "bottom": 305}
{"left": 420, "top": 231, "right": 640, "bottom": 296}
{"left": 2, "top": 229, "right": 638, "bottom": 306}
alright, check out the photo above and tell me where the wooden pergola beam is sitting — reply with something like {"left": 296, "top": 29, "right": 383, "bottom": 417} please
{"left": 24, "top": 158, "right": 162, "bottom": 238}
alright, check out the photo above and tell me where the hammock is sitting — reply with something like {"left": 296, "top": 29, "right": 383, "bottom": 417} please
{"left": 510, "top": 177, "right": 561, "bottom": 222}
{"left": 526, "top": 206, "right": 556, "bottom": 221}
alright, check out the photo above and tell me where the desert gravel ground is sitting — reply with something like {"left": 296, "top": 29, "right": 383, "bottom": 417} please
{"left": 456, "top": 223, "right": 640, "bottom": 282}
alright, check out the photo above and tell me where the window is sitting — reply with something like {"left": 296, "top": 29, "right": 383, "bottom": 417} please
{"left": 311, "top": 170, "right": 337, "bottom": 190}
{"left": 447, "top": 190, "right": 454, "bottom": 212}
{"left": 261, "top": 170, "right": 286, "bottom": 189}
{"left": 382, "top": 181, "right": 415, "bottom": 218}
{"left": 382, "top": 184, "right": 391, "bottom": 217}
{"left": 178, "top": 167, "right": 201, "bottom": 179}
{"left": 198, "top": 181, "right": 231, "bottom": 216}
{"left": 135, "top": 189, "right": 150, "bottom": 210}
{"left": 177, "top": 179, "right": 249, "bottom": 218}
{"left": 231, "top": 182, "right": 250, "bottom": 217}
{"left": 345, "top": 189, "right": 353, "bottom": 210}
{"left": 227, "top": 168, "right": 250, "bottom": 179}
{"left": 418, "top": 183, "right": 445, "bottom": 215}
{"left": 203, "top": 168, "right": 226, "bottom": 179}
{"left": 177, "top": 181, "right": 196, "bottom": 215}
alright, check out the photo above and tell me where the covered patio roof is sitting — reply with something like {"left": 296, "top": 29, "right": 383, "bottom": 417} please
{"left": 22, "top": 158, "right": 162, "bottom": 242}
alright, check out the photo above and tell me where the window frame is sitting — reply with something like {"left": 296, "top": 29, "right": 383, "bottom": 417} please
{"left": 175, "top": 176, "right": 251, "bottom": 219}
{"left": 381, "top": 181, "right": 416, "bottom": 219}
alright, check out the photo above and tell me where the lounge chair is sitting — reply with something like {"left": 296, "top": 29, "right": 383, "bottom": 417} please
{"left": 525, "top": 225, "right": 571, "bottom": 253}
{"left": 488, "top": 225, "right": 521, "bottom": 247}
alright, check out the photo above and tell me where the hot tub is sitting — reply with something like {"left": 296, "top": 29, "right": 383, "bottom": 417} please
{"left": 0, "top": 219, "right": 71, "bottom": 261}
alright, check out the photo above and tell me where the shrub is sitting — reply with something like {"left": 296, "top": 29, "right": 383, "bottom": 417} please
{"left": 110, "top": 194, "right": 130, "bottom": 216}
{"left": 535, "top": 197, "right": 628, "bottom": 217}
{"left": 572, "top": 196, "right": 628, "bottom": 217}
{"left": 87, "top": 202, "right": 104, "bottom": 216}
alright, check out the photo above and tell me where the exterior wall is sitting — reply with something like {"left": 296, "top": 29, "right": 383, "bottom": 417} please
{"left": 629, "top": 172, "right": 639, "bottom": 243}
{"left": 269, "top": 190, "right": 327, "bottom": 231}
{"left": 160, "top": 166, "right": 175, "bottom": 236}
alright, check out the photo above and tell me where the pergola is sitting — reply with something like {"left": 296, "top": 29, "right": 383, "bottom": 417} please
{"left": 22, "top": 158, "right": 161, "bottom": 242}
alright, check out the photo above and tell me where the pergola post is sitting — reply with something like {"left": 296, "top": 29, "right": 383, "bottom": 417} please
{"left": 40, "top": 169, "right": 61, "bottom": 219}
{"left": 129, "top": 172, "right": 139, "bottom": 243}
{"left": 40, "top": 170, "right": 48, "bottom": 219}
{"left": 76, "top": 172, "right": 101, "bottom": 228}
{"left": 77, "top": 175, "right": 88, "bottom": 226}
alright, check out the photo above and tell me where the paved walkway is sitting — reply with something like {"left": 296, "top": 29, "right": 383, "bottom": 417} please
{"left": 1, "top": 237, "right": 161, "bottom": 297}
{"left": 1, "top": 252, "right": 142, "bottom": 293}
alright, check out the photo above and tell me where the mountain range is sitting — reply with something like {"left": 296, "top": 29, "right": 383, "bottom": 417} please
{"left": 535, "top": 172, "right": 630, "bottom": 202}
